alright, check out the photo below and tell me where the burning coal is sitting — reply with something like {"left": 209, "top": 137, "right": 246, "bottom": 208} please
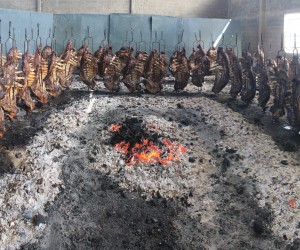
{"left": 109, "top": 117, "right": 186, "bottom": 166}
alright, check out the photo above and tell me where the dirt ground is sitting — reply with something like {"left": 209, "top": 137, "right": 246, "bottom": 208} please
{"left": 0, "top": 80, "right": 299, "bottom": 250}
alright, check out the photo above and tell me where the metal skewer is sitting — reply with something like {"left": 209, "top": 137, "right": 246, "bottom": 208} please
{"left": 138, "top": 31, "right": 146, "bottom": 51}
{"left": 151, "top": 31, "right": 160, "bottom": 52}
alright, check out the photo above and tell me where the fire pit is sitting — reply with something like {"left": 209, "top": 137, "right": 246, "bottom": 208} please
{"left": 109, "top": 117, "right": 186, "bottom": 166}
{"left": 1, "top": 80, "right": 299, "bottom": 249}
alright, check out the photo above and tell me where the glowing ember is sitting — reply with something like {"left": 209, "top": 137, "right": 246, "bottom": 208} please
{"left": 109, "top": 117, "right": 186, "bottom": 166}
{"left": 110, "top": 124, "right": 122, "bottom": 132}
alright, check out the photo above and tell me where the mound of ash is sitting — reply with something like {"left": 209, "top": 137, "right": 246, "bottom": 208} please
{"left": 109, "top": 117, "right": 186, "bottom": 166}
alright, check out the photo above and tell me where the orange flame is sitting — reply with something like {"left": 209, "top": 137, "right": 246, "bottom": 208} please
{"left": 114, "top": 137, "right": 186, "bottom": 166}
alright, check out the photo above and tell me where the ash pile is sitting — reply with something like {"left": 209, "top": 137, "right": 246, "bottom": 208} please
{"left": 0, "top": 24, "right": 299, "bottom": 249}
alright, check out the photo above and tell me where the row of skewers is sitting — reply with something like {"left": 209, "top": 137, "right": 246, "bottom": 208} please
{"left": 189, "top": 33, "right": 300, "bottom": 132}
{"left": 0, "top": 22, "right": 299, "bottom": 139}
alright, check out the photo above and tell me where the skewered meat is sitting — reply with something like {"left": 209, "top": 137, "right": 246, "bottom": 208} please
{"left": 22, "top": 51, "right": 36, "bottom": 88}
{"left": 211, "top": 47, "right": 230, "bottom": 94}
{"left": 257, "top": 69, "right": 271, "bottom": 111}
{"left": 270, "top": 56, "right": 289, "bottom": 122}
{"left": 41, "top": 45, "right": 52, "bottom": 81}
{"left": 253, "top": 47, "right": 270, "bottom": 111}
{"left": 103, "top": 47, "right": 133, "bottom": 92}
{"left": 122, "top": 50, "right": 137, "bottom": 92}
{"left": 0, "top": 85, "right": 19, "bottom": 121}
{"left": 240, "top": 52, "right": 256, "bottom": 104}
{"left": 169, "top": 48, "right": 190, "bottom": 91}
{"left": 288, "top": 54, "right": 300, "bottom": 129}
{"left": 0, "top": 52, "right": 6, "bottom": 78}
{"left": 292, "top": 74, "right": 300, "bottom": 131}
{"left": 98, "top": 46, "right": 115, "bottom": 79}
{"left": 206, "top": 46, "right": 223, "bottom": 74}
{"left": 0, "top": 107, "right": 5, "bottom": 139}
{"left": 252, "top": 47, "right": 265, "bottom": 77}
{"left": 103, "top": 53, "right": 123, "bottom": 92}
{"left": 266, "top": 58, "right": 277, "bottom": 97}
{"left": 19, "top": 51, "right": 36, "bottom": 113}
{"left": 0, "top": 47, "right": 22, "bottom": 120}
{"left": 79, "top": 46, "right": 98, "bottom": 90}
{"left": 94, "top": 45, "right": 111, "bottom": 78}
{"left": 226, "top": 47, "right": 243, "bottom": 98}
{"left": 188, "top": 44, "right": 210, "bottom": 88}
{"left": 44, "top": 52, "right": 62, "bottom": 97}
{"left": 31, "top": 45, "right": 48, "bottom": 104}
{"left": 123, "top": 51, "right": 148, "bottom": 92}
{"left": 57, "top": 41, "right": 79, "bottom": 88}
{"left": 0, "top": 82, "right": 5, "bottom": 100}
{"left": 18, "top": 87, "right": 35, "bottom": 113}
{"left": 76, "top": 44, "right": 88, "bottom": 62}
{"left": 144, "top": 50, "right": 168, "bottom": 94}
{"left": 116, "top": 47, "right": 133, "bottom": 76}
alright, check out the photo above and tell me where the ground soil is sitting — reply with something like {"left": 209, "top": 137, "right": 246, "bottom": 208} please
{"left": 0, "top": 81, "right": 299, "bottom": 250}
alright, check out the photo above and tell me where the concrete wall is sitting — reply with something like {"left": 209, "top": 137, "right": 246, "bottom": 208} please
{"left": 265, "top": 0, "right": 300, "bottom": 58}
{"left": 0, "top": 0, "right": 38, "bottom": 12}
{"left": 131, "top": 0, "right": 228, "bottom": 18}
{"left": 229, "top": 0, "right": 300, "bottom": 58}
{"left": 42, "top": 0, "right": 130, "bottom": 15}
{"left": 228, "top": 0, "right": 260, "bottom": 54}
{"left": 0, "top": 0, "right": 229, "bottom": 18}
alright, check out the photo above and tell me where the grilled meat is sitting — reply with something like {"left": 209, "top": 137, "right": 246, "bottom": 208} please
{"left": 188, "top": 45, "right": 210, "bottom": 88}
{"left": 79, "top": 46, "right": 98, "bottom": 90}
{"left": 0, "top": 107, "right": 5, "bottom": 139}
{"left": 257, "top": 69, "right": 271, "bottom": 111}
{"left": 211, "top": 47, "right": 230, "bottom": 94}
{"left": 31, "top": 45, "right": 48, "bottom": 104}
{"left": 123, "top": 51, "right": 148, "bottom": 92}
{"left": 44, "top": 52, "right": 62, "bottom": 97}
{"left": 57, "top": 41, "right": 79, "bottom": 88}
{"left": 226, "top": 47, "right": 243, "bottom": 98}
{"left": 0, "top": 47, "right": 22, "bottom": 120}
{"left": 240, "top": 52, "right": 256, "bottom": 104}
{"left": 270, "top": 56, "right": 289, "bottom": 122}
{"left": 144, "top": 49, "right": 168, "bottom": 94}
{"left": 169, "top": 48, "right": 190, "bottom": 91}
